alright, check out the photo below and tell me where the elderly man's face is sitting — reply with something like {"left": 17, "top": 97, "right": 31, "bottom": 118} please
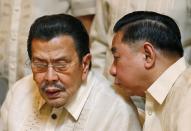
{"left": 110, "top": 32, "right": 147, "bottom": 96}
{"left": 31, "top": 35, "right": 87, "bottom": 108}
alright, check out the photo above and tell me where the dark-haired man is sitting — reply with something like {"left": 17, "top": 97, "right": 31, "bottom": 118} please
{"left": 0, "top": 14, "right": 141, "bottom": 131}
{"left": 110, "top": 11, "right": 191, "bottom": 131}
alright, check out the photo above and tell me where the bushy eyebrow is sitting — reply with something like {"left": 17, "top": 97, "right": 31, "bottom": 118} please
{"left": 32, "top": 57, "right": 46, "bottom": 62}
{"left": 52, "top": 57, "right": 71, "bottom": 63}
{"left": 32, "top": 56, "right": 71, "bottom": 63}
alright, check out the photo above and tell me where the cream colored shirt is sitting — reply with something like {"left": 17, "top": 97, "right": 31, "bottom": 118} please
{"left": 0, "top": 71, "right": 141, "bottom": 131}
{"left": 143, "top": 58, "right": 187, "bottom": 131}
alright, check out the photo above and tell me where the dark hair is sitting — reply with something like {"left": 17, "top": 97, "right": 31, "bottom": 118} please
{"left": 27, "top": 13, "right": 90, "bottom": 63}
{"left": 113, "top": 11, "right": 183, "bottom": 57}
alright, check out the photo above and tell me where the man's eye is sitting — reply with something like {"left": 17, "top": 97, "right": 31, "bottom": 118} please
{"left": 34, "top": 63, "right": 47, "bottom": 67}
{"left": 54, "top": 63, "right": 67, "bottom": 68}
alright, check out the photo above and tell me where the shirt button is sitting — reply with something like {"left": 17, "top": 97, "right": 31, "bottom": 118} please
{"left": 51, "top": 113, "right": 57, "bottom": 119}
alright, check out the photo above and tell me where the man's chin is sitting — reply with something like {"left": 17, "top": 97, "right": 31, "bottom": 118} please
{"left": 46, "top": 99, "right": 66, "bottom": 108}
{"left": 51, "top": 104, "right": 63, "bottom": 108}
{"left": 122, "top": 88, "right": 135, "bottom": 96}
{"left": 48, "top": 102, "right": 64, "bottom": 108}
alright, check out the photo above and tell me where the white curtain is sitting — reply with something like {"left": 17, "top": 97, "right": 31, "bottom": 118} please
{"left": 0, "top": 0, "right": 32, "bottom": 88}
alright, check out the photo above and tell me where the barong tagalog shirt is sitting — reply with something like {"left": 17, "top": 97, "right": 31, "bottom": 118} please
{"left": 1, "top": 71, "right": 141, "bottom": 131}
{"left": 144, "top": 58, "right": 187, "bottom": 131}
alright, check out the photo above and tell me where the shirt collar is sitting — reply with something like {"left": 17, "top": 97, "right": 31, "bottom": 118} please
{"left": 147, "top": 57, "right": 187, "bottom": 104}
{"left": 37, "top": 71, "right": 95, "bottom": 121}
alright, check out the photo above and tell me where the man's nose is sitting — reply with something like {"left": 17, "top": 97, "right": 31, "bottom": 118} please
{"left": 44, "top": 66, "right": 58, "bottom": 82}
{"left": 109, "top": 63, "right": 116, "bottom": 77}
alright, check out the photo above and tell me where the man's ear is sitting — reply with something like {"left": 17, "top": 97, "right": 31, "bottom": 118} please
{"left": 143, "top": 42, "right": 156, "bottom": 69}
{"left": 82, "top": 53, "right": 91, "bottom": 80}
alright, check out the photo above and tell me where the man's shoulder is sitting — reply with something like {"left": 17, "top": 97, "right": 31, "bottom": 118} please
{"left": 166, "top": 67, "right": 191, "bottom": 99}
{"left": 4, "top": 74, "right": 38, "bottom": 110}
{"left": 181, "top": 66, "right": 191, "bottom": 78}
{"left": 163, "top": 67, "right": 191, "bottom": 130}
{"left": 174, "top": 66, "right": 191, "bottom": 88}
{"left": 90, "top": 71, "right": 116, "bottom": 97}
{"left": 11, "top": 74, "right": 35, "bottom": 92}
{"left": 14, "top": 74, "right": 33, "bottom": 85}
{"left": 165, "top": 66, "right": 191, "bottom": 110}
{"left": 90, "top": 71, "right": 137, "bottom": 112}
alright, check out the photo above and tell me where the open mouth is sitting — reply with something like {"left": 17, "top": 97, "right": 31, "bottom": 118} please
{"left": 44, "top": 88, "right": 62, "bottom": 99}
